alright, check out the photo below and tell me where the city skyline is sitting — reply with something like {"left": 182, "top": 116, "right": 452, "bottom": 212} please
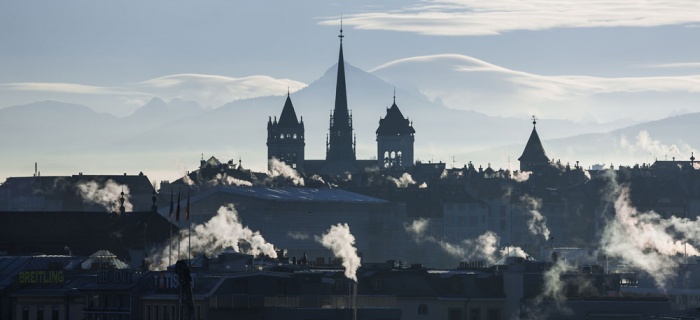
{"left": 2, "top": 1, "right": 700, "bottom": 182}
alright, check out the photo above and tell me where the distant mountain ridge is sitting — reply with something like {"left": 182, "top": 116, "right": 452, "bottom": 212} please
{"left": 2, "top": 62, "right": 693, "bottom": 182}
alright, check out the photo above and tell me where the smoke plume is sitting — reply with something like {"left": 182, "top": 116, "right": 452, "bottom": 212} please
{"left": 316, "top": 223, "right": 361, "bottom": 281}
{"left": 76, "top": 179, "right": 133, "bottom": 213}
{"left": 520, "top": 195, "right": 551, "bottom": 240}
{"left": 287, "top": 231, "right": 309, "bottom": 240}
{"left": 510, "top": 170, "right": 531, "bottom": 182}
{"left": 600, "top": 183, "right": 700, "bottom": 287}
{"left": 205, "top": 173, "right": 252, "bottom": 187}
{"left": 268, "top": 158, "right": 304, "bottom": 186}
{"left": 405, "top": 218, "right": 524, "bottom": 264}
{"left": 619, "top": 130, "right": 693, "bottom": 161}
{"left": 147, "top": 204, "right": 277, "bottom": 270}
{"left": 387, "top": 172, "right": 417, "bottom": 188}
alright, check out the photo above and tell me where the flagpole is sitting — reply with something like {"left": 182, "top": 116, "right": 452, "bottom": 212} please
{"left": 176, "top": 190, "right": 181, "bottom": 262}
{"left": 187, "top": 191, "right": 191, "bottom": 265}
{"left": 169, "top": 190, "right": 173, "bottom": 267}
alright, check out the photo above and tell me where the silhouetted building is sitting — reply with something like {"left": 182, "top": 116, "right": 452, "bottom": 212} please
{"left": 518, "top": 117, "right": 550, "bottom": 172}
{"left": 325, "top": 25, "right": 356, "bottom": 166}
{"left": 267, "top": 92, "right": 305, "bottom": 171}
{"left": 0, "top": 172, "right": 155, "bottom": 212}
{"left": 376, "top": 95, "right": 415, "bottom": 169}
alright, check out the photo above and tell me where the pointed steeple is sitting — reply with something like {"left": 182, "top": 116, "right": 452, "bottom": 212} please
{"left": 326, "top": 20, "right": 355, "bottom": 162}
{"left": 278, "top": 93, "right": 300, "bottom": 127}
{"left": 333, "top": 23, "right": 349, "bottom": 124}
{"left": 518, "top": 116, "right": 549, "bottom": 171}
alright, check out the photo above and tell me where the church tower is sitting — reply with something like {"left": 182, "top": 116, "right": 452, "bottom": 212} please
{"left": 376, "top": 93, "right": 415, "bottom": 169}
{"left": 267, "top": 93, "right": 305, "bottom": 171}
{"left": 325, "top": 22, "right": 356, "bottom": 163}
{"left": 518, "top": 116, "right": 550, "bottom": 172}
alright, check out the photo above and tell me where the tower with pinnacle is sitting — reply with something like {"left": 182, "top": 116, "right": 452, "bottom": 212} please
{"left": 376, "top": 91, "right": 415, "bottom": 169}
{"left": 325, "top": 22, "right": 356, "bottom": 164}
{"left": 518, "top": 116, "right": 550, "bottom": 172}
{"left": 267, "top": 92, "right": 305, "bottom": 171}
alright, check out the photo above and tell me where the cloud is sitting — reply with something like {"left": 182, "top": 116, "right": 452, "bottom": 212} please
{"left": 132, "top": 74, "right": 307, "bottom": 108}
{"left": 322, "top": 1, "right": 700, "bottom": 36}
{"left": 0, "top": 73, "right": 307, "bottom": 115}
{"left": 644, "top": 62, "right": 700, "bottom": 69}
{"left": 370, "top": 53, "right": 700, "bottom": 120}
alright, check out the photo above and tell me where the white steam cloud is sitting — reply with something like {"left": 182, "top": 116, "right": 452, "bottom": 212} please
{"left": 287, "top": 231, "right": 309, "bottom": 240}
{"left": 600, "top": 183, "right": 700, "bottom": 288}
{"left": 76, "top": 180, "right": 133, "bottom": 213}
{"left": 147, "top": 205, "right": 277, "bottom": 270}
{"left": 619, "top": 130, "right": 693, "bottom": 161}
{"left": 405, "top": 218, "right": 524, "bottom": 264}
{"left": 205, "top": 173, "right": 252, "bottom": 187}
{"left": 316, "top": 223, "right": 362, "bottom": 281}
{"left": 510, "top": 170, "right": 531, "bottom": 182}
{"left": 268, "top": 158, "right": 304, "bottom": 186}
{"left": 520, "top": 195, "right": 551, "bottom": 240}
{"left": 387, "top": 173, "right": 417, "bottom": 188}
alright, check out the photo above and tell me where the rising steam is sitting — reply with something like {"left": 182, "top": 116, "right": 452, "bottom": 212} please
{"left": 405, "top": 218, "right": 524, "bottom": 264}
{"left": 76, "top": 179, "right": 133, "bottom": 213}
{"left": 520, "top": 195, "right": 551, "bottom": 240}
{"left": 147, "top": 204, "right": 277, "bottom": 270}
{"left": 387, "top": 173, "right": 416, "bottom": 188}
{"left": 268, "top": 158, "right": 304, "bottom": 186}
{"left": 316, "top": 223, "right": 361, "bottom": 281}
{"left": 600, "top": 183, "right": 700, "bottom": 287}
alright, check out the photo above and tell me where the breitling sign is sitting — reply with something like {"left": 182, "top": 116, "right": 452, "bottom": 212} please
{"left": 18, "top": 270, "right": 64, "bottom": 284}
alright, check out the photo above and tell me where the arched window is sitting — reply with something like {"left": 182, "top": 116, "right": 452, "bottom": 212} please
{"left": 280, "top": 133, "right": 284, "bottom": 139}
{"left": 418, "top": 303, "right": 428, "bottom": 315}
{"left": 293, "top": 133, "right": 297, "bottom": 139}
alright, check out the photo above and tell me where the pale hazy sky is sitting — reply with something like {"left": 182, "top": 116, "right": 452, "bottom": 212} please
{"left": 2, "top": 0, "right": 700, "bottom": 120}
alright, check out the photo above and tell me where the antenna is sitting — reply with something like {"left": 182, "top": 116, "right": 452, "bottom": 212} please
{"left": 339, "top": 15, "right": 344, "bottom": 42}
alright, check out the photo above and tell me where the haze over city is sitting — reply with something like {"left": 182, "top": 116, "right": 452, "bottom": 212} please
{"left": 2, "top": 0, "right": 700, "bottom": 184}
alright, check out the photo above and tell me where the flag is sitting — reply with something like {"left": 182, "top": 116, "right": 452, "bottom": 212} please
{"left": 168, "top": 191, "right": 174, "bottom": 221}
{"left": 175, "top": 191, "right": 181, "bottom": 222}
{"left": 186, "top": 192, "right": 191, "bottom": 221}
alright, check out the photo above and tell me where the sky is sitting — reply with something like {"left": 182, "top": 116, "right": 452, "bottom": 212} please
{"left": 2, "top": 0, "right": 700, "bottom": 179}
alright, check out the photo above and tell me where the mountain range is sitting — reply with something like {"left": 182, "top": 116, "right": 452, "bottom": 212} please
{"left": 1, "top": 62, "right": 696, "bottom": 183}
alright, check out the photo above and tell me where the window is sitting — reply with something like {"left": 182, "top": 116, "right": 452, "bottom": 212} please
{"left": 470, "top": 308, "right": 481, "bottom": 320}
{"left": 417, "top": 303, "right": 428, "bottom": 315}
{"left": 487, "top": 309, "right": 500, "bottom": 320}
{"left": 22, "top": 307, "right": 29, "bottom": 320}
{"left": 37, "top": 307, "right": 44, "bottom": 320}
{"left": 449, "top": 308, "right": 463, "bottom": 320}
{"left": 52, "top": 308, "right": 59, "bottom": 320}
{"left": 372, "top": 278, "right": 382, "bottom": 291}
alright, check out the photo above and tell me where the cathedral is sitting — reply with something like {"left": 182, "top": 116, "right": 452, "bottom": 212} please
{"left": 267, "top": 25, "right": 415, "bottom": 176}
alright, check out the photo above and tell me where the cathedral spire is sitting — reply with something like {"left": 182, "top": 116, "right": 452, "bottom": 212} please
{"left": 326, "top": 18, "right": 355, "bottom": 162}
